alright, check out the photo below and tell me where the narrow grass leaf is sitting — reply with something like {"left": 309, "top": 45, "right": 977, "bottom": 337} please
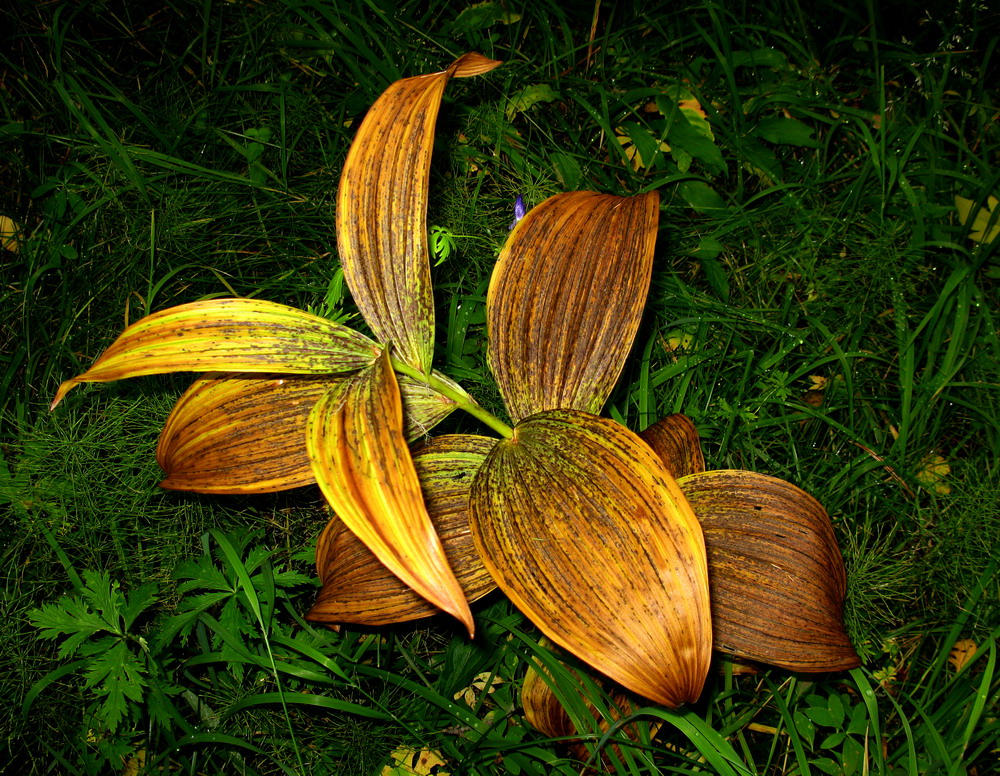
{"left": 487, "top": 191, "right": 660, "bottom": 421}
{"left": 640, "top": 414, "right": 706, "bottom": 479}
{"left": 51, "top": 299, "right": 379, "bottom": 408}
{"left": 156, "top": 371, "right": 461, "bottom": 493}
{"left": 470, "top": 409, "right": 711, "bottom": 707}
{"left": 336, "top": 53, "right": 501, "bottom": 372}
{"left": 306, "top": 350, "right": 474, "bottom": 636}
{"left": 307, "top": 434, "right": 498, "bottom": 627}
{"left": 677, "top": 470, "right": 859, "bottom": 671}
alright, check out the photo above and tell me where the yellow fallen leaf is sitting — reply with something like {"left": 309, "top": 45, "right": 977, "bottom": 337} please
{"left": 452, "top": 671, "right": 504, "bottom": 706}
{"left": 955, "top": 194, "right": 1000, "bottom": 244}
{"left": 382, "top": 747, "right": 449, "bottom": 776}
{"left": 0, "top": 215, "right": 22, "bottom": 253}
{"left": 916, "top": 453, "right": 951, "bottom": 495}
{"left": 948, "top": 639, "right": 977, "bottom": 672}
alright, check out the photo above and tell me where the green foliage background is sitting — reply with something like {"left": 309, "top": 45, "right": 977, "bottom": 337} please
{"left": 1, "top": 0, "right": 998, "bottom": 773}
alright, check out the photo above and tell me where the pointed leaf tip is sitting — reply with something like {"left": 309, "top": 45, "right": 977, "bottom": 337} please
{"left": 307, "top": 350, "right": 475, "bottom": 636}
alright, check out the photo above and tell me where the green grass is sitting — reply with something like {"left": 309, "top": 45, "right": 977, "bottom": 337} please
{"left": 2, "top": 0, "right": 999, "bottom": 773}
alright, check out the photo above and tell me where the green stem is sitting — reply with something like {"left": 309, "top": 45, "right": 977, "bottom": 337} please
{"left": 389, "top": 356, "right": 513, "bottom": 439}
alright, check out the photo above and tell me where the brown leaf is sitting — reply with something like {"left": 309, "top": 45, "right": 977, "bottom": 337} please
{"left": 640, "top": 414, "right": 706, "bottom": 479}
{"left": 156, "top": 371, "right": 462, "bottom": 494}
{"left": 677, "top": 469, "right": 859, "bottom": 671}
{"left": 307, "top": 434, "right": 498, "bottom": 627}
{"left": 470, "top": 409, "right": 711, "bottom": 707}
{"left": 307, "top": 350, "right": 474, "bottom": 636}
{"left": 51, "top": 299, "right": 379, "bottom": 409}
{"left": 336, "top": 53, "right": 501, "bottom": 372}
{"left": 486, "top": 191, "right": 660, "bottom": 422}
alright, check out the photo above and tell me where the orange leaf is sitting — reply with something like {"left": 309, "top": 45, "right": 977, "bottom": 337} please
{"left": 337, "top": 53, "right": 501, "bottom": 372}
{"left": 640, "top": 414, "right": 706, "bottom": 479}
{"left": 486, "top": 191, "right": 659, "bottom": 421}
{"left": 307, "top": 434, "right": 498, "bottom": 627}
{"left": 470, "top": 409, "right": 711, "bottom": 707}
{"left": 306, "top": 350, "right": 474, "bottom": 636}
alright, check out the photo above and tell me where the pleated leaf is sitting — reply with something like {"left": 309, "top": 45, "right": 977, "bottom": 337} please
{"left": 337, "top": 52, "right": 502, "bottom": 372}
{"left": 307, "top": 434, "right": 498, "bottom": 626}
{"left": 640, "top": 414, "right": 706, "bottom": 479}
{"left": 51, "top": 299, "right": 379, "bottom": 409}
{"left": 486, "top": 191, "right": 660, "bottom": 422}
{"left": 156, "top": 368, "right": 461, "bottom": 494}
{"left": 306, "top": 350, "right": 474, "bottom": 636}
{"left": 677, "top": 469, "right": 859, "bottom": 671}
{"left": 469, "top": 409, "right": 711, "bottom": 707}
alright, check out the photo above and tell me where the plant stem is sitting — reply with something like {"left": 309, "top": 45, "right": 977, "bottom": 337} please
{"left": 389, "top": 356, "right": 513, "bottom": 439}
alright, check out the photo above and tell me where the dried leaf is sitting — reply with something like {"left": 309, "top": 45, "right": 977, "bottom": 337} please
{"left": 337, "top": 53, "right": 501, "bottom": 372}
{"left": 470, "top": 409, "right": 711, "bottom": 707}
{"left": 487, "top": 191, "right": 660, "bottom": 422}
{"left": 306, "top": 350, "right": 474, "bottom": 636}
{"left": 307, "top": 434, "right": 497, "bottom": 627}
{"left": 948, "top": 638, "right": 977, "bottom": 672}
{"left": 51, "top": 299, "right": 379, "bottom": 409}
{"left": 677, "top": 469, "right": 859, "bottom": 671}
{"left": 640, "top": 414, "right": 706, "bottom": 479}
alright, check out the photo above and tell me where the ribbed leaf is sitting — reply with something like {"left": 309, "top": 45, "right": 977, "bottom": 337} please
{"left": 337, "top": 52, "right": 502, "bottom": 372}
{"left": 50, "top": 299, "right": 379, "bottom": 409}
{"left": 677, "top": 470, "right": 859, "bottom": 671}
{"left": 486, "top": 191, "right": 660, "bottom": 421}
{"left": 306, "top": 350, "right": 475, "bottom": 636}
{"left": 470, "top": 409, "right": 711, "bottom": 707}
{"left": 156, "top": 370, "right": 461, "bottom": 495}
{"left": 640, "top": 414, "right": 706, "bottom": 479}
{"left": 307, "top": 434, "right": 498, "bottom": 627}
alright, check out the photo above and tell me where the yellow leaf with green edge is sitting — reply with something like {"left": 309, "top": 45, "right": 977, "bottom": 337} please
{"left": 381, "top": 747, "right": 449, "bottom": 776}
{"left": 676, "top": 469, "right": 859, "bottom": 671}
{"left": 307, "top": 350, "right": 474, "bottom": 636}
{"left": 486, "top": 191, "right": 659, "bottom": 422}
{"left": 955, "top": 194, "right": 1000, "bottom": 243}
{"left": 337, "top": 53, "right": 501, "bottom": 372}
{"left": 307, "top": 434, "right": 497, "bottom": 627}
{"left": 50, "top": 299, "right": 379, "bottom": 409}
{"left": 469, "top": 409, "right": 711, "bottom": 707}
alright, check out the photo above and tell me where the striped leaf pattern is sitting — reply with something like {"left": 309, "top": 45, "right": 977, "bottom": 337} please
{"left": 306, "top": 350, "right": 475, "bottom": 636}
{"left": 469, "top": 409, "right": 711, "bottom": 707}
{"left": 486, "top": 191, "right": 660, "bottom": 421}
{"left": 337, "top": 53, "right": 502, "bottom": 372}
{"left": 156, "top": 371, "right": 462, "bottom": 493}
{"left": 51, "top": 299, "right": 379, "bottom": 409}
{"left": 677, "top": 469, "right": 859, "bottom": 671}
{"left": 640, "top": 413, "right": 706, "bottom": 479}
{"left": 307, "top": 434, "right": 498, "bottom": 626}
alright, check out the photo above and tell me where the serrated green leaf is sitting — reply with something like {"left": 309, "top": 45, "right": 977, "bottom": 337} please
{"left": 84, "top": 640, "right": 147, "bottom": 732}
{"left": 121, "top": 582, "right": 158, "bottom": 630}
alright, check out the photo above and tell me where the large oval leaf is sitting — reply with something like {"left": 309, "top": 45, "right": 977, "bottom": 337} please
{"left": 307, "top": 434, "right": 498, "bottom": 626}
{"left": 677, "top": 470, "right": 859, "bottom": 671}
{"left": 51, "top": 299, "right": 379, "bottom": 408}
{"left": 470, "top": 409, "right": 711, "bottom": 707}
{"left": 156, "top": 370, "right": 463, "bottom": 494}
{"left": 337, "top": 52, "right": 501, "bottom": 372}
{"left": 486, "top": 191, "right": 660, "bottom": 422}
{"left": 307, "top": 350, "right": 474, "bottom": 636}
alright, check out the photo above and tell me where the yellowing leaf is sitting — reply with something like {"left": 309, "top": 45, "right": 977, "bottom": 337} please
{"left": 453, "top": 670, "right": 504, "bottom": 705}
{"left": 470, "top": 409, "right": 711, "bottom": 707}
{"left": 0, "top": 215, "right": 22, "bottom": 253}
{"left": 487, "top": 191, "right": 660, "bottom": 422}
{"left": 381, "top": 747, "right": 449, "bottom": 776}
{"left": 955, "top": 194, "right": 1000, "bottom": 243}
{"left": 640, "top": 414, "right": 706, "bottom": 480}
{"left": 306, "top": 350, "right": 474, "bottom": 636}
{"left": 677, "top": 469, "right": 859, "bottom": 671}
{"left": 50, "top": 299, "right": 379, "bottom": 409}
{"left": 916, "top": 453, "right": 951, "bottom": 495}
{"left": 337, "top": 53, "right": 501, "bottom": 372}
{"left": 307, "top": 434, "right": 497, "bottom": 627}
{"left": 948, "top": 638, "right": 977, "bottom": 672}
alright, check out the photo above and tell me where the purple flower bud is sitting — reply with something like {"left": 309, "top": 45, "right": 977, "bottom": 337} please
{"left": 509, "top": 194, "right": 526, "bottom": 230}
